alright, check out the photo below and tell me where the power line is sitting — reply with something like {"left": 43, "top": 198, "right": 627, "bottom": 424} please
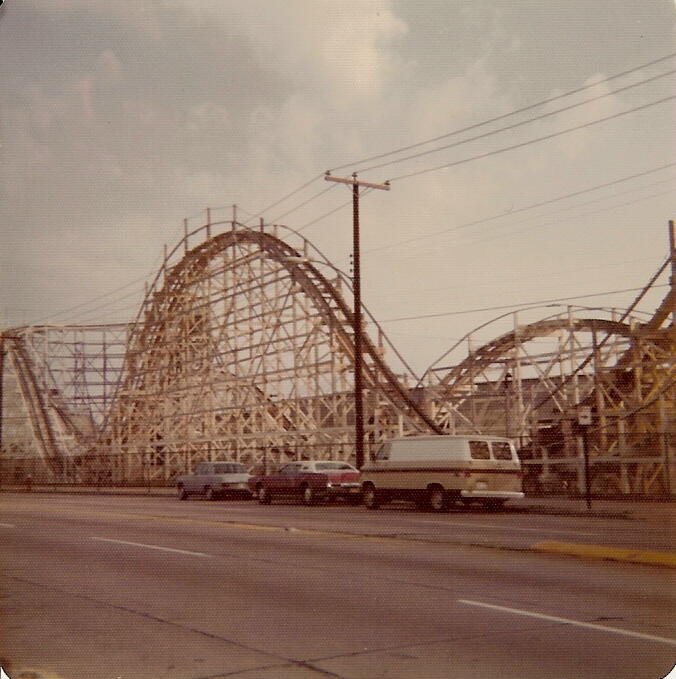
{"left": 370, "top": 256, "right": 660, "bottom": 300}
{"left": 269, "top": 183, "right": 337, "bottom": 223}
{"left": 296, "top": 187, "right": 377, "bottom": 232}
{"left": 455, "top": 186, "right": 676, "bottom": 252}
{"left": 357, "top": 68, "right": 676, "bottom": 174}
{"left": 329, "top": 51, "right": 676, "bottom": 173}
{"left": 389, "top": 94, "right": 676, "bottom": 182}
{"left": 31, "top": 274, "right": 150, "bottom": 326}
{"left": 362, "top": 162, "right": 676, "bottom": 258}
{"left": 252, "top": 53, "right": 676, "bottom": 235}
{"left": 244, "top": 173, "right": 325, "bottom": 225}
{"left": 380, "top": 284, "right": 670, "bottom": 323}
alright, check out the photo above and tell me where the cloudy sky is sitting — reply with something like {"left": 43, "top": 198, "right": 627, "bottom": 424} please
{"left": 1, "top": 1, "right": 674, "bottom": 374}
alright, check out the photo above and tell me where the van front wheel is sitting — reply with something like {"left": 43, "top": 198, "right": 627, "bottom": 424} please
{"left": 427, "top": 486, "right": 449, "bottom": 512}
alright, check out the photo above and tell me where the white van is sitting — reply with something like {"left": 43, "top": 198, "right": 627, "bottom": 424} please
{"left": 360, "top": 435, "right": 524, "bottom": 511}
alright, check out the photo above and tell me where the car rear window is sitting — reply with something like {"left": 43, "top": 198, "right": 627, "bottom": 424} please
{"left": 492, "top": 442, "right": 513, "bottom": 460}
{"left": 469, "top": 440, "right": 490, "bottom": 460}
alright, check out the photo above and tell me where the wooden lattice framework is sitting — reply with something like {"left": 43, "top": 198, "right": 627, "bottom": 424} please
{"left": 101, "top": 220, "right": 440, "bottom": 481}
{"left": 1, "top": 215, "right": 673, "bottom": 495}
{"left": 424, "top": 297, "right": 675, "bottom": 494}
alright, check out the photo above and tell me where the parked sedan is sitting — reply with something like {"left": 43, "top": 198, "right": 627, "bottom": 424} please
{"left": 176, "top": 462, "right": 252, "bottom": 500}
{"left": 249, "top": 460, "right": 361, "bottom": 505}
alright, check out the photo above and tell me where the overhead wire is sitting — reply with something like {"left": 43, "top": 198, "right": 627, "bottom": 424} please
{"left": 356, "top": 68, "right": 676, "bottom": 175}
{"left": 243, "top": 173, "right": 326, "bottom": 225}
{"left": 289, "top": 90, "right": 675, "bottom": 234}
{"left": 35, "top": 275, "right": 149, "bottom": 324}
{"left": 248, "top": 52, "right": 675, "bottom": 234}
{"left": 530, "top": 256, "right": 673, "bottom": 413}
{"left": 453, "top": 186, "right": 676, "bottom": 252}
{"left": 296, "top": 187, "right": 377, "bottom": 232}
{"left": 388, "top": 93, "right": 676, "bottom": 182}
{"left": 380, "top": 284, "right": 670, "bottom": 323}
{"left": 25, "top": 53, "right": 675, "bottom": 326}
{"left": 255, "top": 53, "right": 676, "bottom": 232}
{"left": 361, "top": 162, "right": 676, "bottom": 258}
{"left": 367, "top": 256, "right": 661, "bottom": 300}
{"left": 269, "top": 183, "right": 338, "bottom": 223}
{"left": 328, "top": 50, "right": 676, "bottom": 173}
{"left": 392, "top": 183, "right": 676, "bottom": 269}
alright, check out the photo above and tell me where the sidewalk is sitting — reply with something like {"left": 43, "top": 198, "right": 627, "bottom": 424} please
{"left": 2, "top": 484, "right": 674, "bottom": 522}
{"left": 2, "top": 485, "right": 674, "bottom": 568}
{"left": 509, "top": 495, "right": 676, "bottom": 522}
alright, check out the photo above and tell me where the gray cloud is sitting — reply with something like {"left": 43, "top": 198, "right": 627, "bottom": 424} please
{"left": 1, "top": 1, "right": 674, "bottom": 371}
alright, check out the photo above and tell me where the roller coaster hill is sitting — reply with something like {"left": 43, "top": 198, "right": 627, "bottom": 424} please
{"left": 1, "top": 214, "right": 674, "bottom": 498}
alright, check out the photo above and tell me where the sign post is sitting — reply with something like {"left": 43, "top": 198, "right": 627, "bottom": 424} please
{"left": 577, "top": 406, "right": 592, "bottom": 510}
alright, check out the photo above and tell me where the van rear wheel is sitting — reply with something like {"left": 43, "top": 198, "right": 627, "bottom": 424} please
{"left": 427, "top": 486, "right": 449, "bottom": 512}
{"left": 363, "top": 485, "right": 380, "bottom": 510}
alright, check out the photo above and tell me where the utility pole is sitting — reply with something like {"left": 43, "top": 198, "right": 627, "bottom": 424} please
{"left": 324, "top": 171, "right": 390, "bottom": 469}
{"left": 669, "top": 220, "right": 675, "bottom": 328}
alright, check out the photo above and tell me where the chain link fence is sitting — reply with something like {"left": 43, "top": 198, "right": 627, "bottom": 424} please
{"left": 1, "top": 433, "right": 674, "bottom": 498}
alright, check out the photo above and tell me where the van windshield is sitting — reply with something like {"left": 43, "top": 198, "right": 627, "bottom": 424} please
{"left": 492, "top": 442, "right": 513, "bottom": 460}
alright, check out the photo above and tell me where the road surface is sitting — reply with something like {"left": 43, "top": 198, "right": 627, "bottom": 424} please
{"left": 1, "top": 493, "right": 674, "bottom": 678}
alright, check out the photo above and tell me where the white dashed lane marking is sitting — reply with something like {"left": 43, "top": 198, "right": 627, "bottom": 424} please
{"left": 91, "top": 536, "right": 211, "bottom": 557}
{"left": 459, "top": 598, "right": 676, "bottom": 646}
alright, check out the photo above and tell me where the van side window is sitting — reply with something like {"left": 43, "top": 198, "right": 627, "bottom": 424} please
{"left": 375, "top": 443, "right": 392, "bottom": 460}
{"left": 492, "top": 442, "right": 513, "bottom": 460}
{"left": 469, "top": 440, "right": 490, "bottom": 460}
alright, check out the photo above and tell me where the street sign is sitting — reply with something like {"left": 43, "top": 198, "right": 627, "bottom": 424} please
{"left": 577, "top": 406, "right": 592, "bottom": 426}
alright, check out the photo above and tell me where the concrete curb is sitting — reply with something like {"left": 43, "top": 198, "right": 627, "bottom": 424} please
{"left": 132, "top": 514, "right": 676, "bottom": 570}
{"left": 532, "top": 540, "right": 676, "bottom": 568}
{"left": 0, "top": 488, "right": 639, "bottom": 520}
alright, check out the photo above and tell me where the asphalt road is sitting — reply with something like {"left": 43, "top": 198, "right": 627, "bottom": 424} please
{"left": 1, "top": 493, "right": 674, "bottom": 679}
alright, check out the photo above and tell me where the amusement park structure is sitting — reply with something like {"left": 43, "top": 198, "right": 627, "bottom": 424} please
{"left": 1, "top": 212, "right": 674, "bottom": 496}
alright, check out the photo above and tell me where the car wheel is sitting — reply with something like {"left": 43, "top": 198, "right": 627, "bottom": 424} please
{"left": 301, "top": 485, "right": 317, "bottom": 506}
{"left": 427, "top": 486, "right": 449, "bottom": 512}
{"left": 204, "top": 486, "right": 215, "bottom": 501}
{"left": 258, "top": 486, "right": 272, "bottom": 505}
{"left": 177, "top": 485, "right": 188, "bottom": 501}
{"left": 363, "top": 484, "right": 380, "bottom": 510}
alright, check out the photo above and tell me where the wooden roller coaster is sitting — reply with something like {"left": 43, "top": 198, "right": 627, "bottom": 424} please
{"left": 1, "top": 213, "right": 673, "bottom": 495}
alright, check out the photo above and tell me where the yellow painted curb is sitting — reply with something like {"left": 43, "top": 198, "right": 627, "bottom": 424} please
{"left": 533, "top": 540, "right": 676, "bottom": 568}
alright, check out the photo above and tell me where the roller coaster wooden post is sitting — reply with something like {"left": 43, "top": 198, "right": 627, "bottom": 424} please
{"left": 324, "top": 172, "right": 390, "bottom": 468}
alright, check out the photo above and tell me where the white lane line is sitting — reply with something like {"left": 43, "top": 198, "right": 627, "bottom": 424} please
{"left": 0, "top": 522, "right": 16, "bottom": 528}
{"left": 459, "top": 599, "right": 676, "bottom": 647}
{"left": 417, "top": 520, "right": 599, "bottom": 537}
{"left": 91, "top": 537, "right": 210, "bottom": 557}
